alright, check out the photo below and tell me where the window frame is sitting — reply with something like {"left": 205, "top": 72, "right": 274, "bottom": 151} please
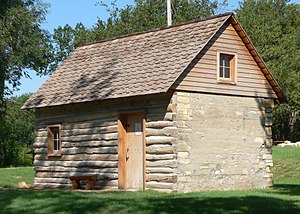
{"left": 47, "top": 124, "right": 62, "bottom": 157}
{"left": 217, "top": 51, "right": 237, "bottom": 84}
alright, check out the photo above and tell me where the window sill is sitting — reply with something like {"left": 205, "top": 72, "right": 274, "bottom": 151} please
{"left": 217, "top": 79, "right": 236, "bottom": 85}
{"left": 48, "top": 151, "right": 62, "bottom": 157}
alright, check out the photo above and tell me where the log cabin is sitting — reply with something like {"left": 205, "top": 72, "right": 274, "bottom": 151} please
{"left": 22, "top": 13, "right": 286, "bottom": 192}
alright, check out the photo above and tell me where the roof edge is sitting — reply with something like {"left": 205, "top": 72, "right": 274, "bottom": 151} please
{"left": 22, "top": 91, "right": 170, "bottom": 110}
{"left": 230, "top": 14, "right": 287, "bottom": 104}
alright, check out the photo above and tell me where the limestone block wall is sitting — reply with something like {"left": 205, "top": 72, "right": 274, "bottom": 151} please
{"left": 175, "top": 91, "right": 274, "bottom": 192}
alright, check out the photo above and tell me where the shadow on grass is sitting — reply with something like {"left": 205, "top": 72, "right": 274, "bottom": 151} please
{"left": 1, "top": 184, "right": 16, "bottom": 189}
{"left": 0, "top": 190, "right": 299, "bottom": 214}
{"left": 273, "top": 184, "right": 300, "bottom": 196}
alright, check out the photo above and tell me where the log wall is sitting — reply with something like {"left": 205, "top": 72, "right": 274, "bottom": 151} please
{"left": 34, "top": 93, "right": 178, "bottom": 191}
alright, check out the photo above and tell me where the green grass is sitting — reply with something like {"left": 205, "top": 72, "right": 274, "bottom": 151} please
{"left": 0, "top": 188, "right": 299, "bottom": 214}
{"left": 272, "top": 147, "right": 300, "bottom": 185}
{"left": 0, "top": 147, "right": 299, "bottom": 214}
{"left": 0, "top": 167, "right": 34, "bottom": 188}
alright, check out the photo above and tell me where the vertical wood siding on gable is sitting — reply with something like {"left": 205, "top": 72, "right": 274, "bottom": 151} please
{"left": 173, "top": 22, "right": 277, "bottom": 99}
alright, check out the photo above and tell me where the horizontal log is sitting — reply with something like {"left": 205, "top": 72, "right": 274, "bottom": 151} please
{"left": 34, "top": 148, "right": 47, "bottom": 154}
{"left": 146, "top": 160, "right": 178, "bottom": 168}
{"left": 35, "top": 166, "right": 118, "bottom": 173}
{"left": 34, "top": 147, "right": 118, "bottom": 155}
{"left": 146, "top": 127, "right": 177, "bottom": 137}
{"left": 36, "top": 172, "right": 118, "bottom": 180}
{"left": 146, "top": 103, "right": 176, "bottom": 114}
{"left": 44, "top": 92, "right": 171, "bottom": 110}
{"left": 62, "top": 147, "right": 118, "bottom": 155}
{"left": 62, "top": 125, "right": 118, "bottom": 136}
{"left": 146, "top": 121, "right": 176, "bottom": 128}
{"left": 146, "top": 136, "right": 176, "bottom": 145}
{"left": 33, "top": 183, "right": 70, "bottom": 190}
{"left": 146, "top": 174, "right": 177, "bottom": 183}
{"left": 35, "top": 137, "right": 47, "bottom": 144}
{"left": 35, "top": 118, "right": 118, "bottom": 131}
{"left": 63, "top": 119, "right": 118, "bottom": 130}
{"left": 36, "top": 111, "right": 117, "bottom": 125}
{"left": 146, "top": 181, "right": 177, "bottom": 190}
{"left": 146, "top": 154, "right": 176, "bottom": 161}
{"left": 33, "top": 142, "right": 46, "bottom": 148}
{"left": 35, "top": 177, "right": 71, "bottom": 184}
{"left": 94, "top": 180, "right": 118, "bottom": 187}
{"left": 68, "top": 180, "right": 118, "bottom": 188}
{"left": 146, "top": 145, "right": 175, "bottom": 154}
{"left": 146, "top": 113, "right": 176, "bottom": 122}
{"left": 34, "top": 160, "right": 118, "bottom": 168}
{"left": 35, "top": 154, "right": 118, "bottom": 161}
{"left": 62, "top": 140, "right": 118, "bottom": 148}
{"left": 35, "top": 131, "right": 47, "bottom": 138}
{"left": 62, "top": 133, "right": 118, "bottom": 142}
{"left": 146, "top": 167, "right": 176, "bottom": 174}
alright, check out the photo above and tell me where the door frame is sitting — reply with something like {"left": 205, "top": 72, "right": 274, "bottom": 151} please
{"left": 118, "top": 110, "right": 146, "bottom": 190}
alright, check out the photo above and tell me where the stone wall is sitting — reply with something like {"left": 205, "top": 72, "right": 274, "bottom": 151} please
{"left": 175, "top": 91, "right": 274, "bottom": 192}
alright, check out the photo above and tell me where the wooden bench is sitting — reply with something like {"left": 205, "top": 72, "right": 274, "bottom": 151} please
{"left": 70, "top": 175, "right": 97, "bottom": 190}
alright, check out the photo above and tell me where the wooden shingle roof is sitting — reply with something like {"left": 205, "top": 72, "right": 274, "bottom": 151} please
{"left": 22, "top": 13, "right": 286, "bottom": 109}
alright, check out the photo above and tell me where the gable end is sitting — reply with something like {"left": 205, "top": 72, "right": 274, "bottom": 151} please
{"left": 172, "top": 15, "right": 286, "bottom": 103}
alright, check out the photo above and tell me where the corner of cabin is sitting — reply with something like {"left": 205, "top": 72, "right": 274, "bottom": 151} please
{"left": 172, "top": 18, "right": 276, "bottom": 191}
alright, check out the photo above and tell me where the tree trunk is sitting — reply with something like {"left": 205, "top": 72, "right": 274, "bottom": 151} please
{"left": 0, "top": 144, "right": 4, "bottom": 166}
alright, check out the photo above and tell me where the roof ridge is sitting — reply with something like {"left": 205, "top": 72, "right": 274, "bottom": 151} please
{"left": 78, "top": 12, "right": 233, "bottom": 48}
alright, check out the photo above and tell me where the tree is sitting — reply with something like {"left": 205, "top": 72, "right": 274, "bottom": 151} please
{"left": 2, "top": 94, "right": 35, "bottom": 166}
{"left": 0, "top": 0, "right": 52, "bottom": 164}
{"left": 236, "top": 0, "right": 300, "bottom": 141}
{"left": 52, "top": 0, "right": 227, "bottom": 67}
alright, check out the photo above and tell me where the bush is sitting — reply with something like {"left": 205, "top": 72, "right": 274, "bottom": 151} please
{"left": 1, "top": 94, "right": 34, "bottom": 166}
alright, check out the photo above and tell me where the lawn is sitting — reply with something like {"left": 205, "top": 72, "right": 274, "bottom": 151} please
{"left": 0, "top": 167, "right": 34, "bottom": 189}
{"left": 0, "top": 147, "right": 299, "bottom": 214}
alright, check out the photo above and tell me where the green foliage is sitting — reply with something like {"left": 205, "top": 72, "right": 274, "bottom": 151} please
{"left": 94, "top": 0, "right": 224, "bottom": 37}
{"left": 52, "top": 0, "right": 227, "bottom": 67}
{"left": 51, "top": 23, "right": 93, "bottom": 70}
{"left": 236, "top": 0, "right": 300, "bottom": 141}
{"left": 0, "top": 0, "right": 52, "bottom": 164}
{"left": 0, "top": 0, "right": 52, "bottom": 95}
{"left": 2, "top": 94, "right": 34, "bottom": 166}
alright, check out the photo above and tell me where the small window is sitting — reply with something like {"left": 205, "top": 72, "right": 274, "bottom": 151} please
{"left": 217, "top": 53, "right": 237, "bottom": 83}
{"left": 47, "top": 125, "right": 62, "bottom": 156}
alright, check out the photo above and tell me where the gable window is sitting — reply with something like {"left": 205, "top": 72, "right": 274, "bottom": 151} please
{"left": 47, "top": 125, "right": 62, "bottom": 156}
{"left": 217, "top": 52, "right": 237, "bottom": 83}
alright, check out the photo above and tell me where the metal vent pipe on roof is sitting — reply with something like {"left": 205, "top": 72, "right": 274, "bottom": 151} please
{"left": 167, "top": 0, "right": 172, "bottom": 26}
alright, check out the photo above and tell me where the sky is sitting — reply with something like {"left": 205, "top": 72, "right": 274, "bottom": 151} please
{"left": 14, "top": 0, "right": 300, "bottom": 96}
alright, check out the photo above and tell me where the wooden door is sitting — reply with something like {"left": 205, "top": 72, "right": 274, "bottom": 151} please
{"left": 118, "top": 112, "right": 144, "bottom": 190}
